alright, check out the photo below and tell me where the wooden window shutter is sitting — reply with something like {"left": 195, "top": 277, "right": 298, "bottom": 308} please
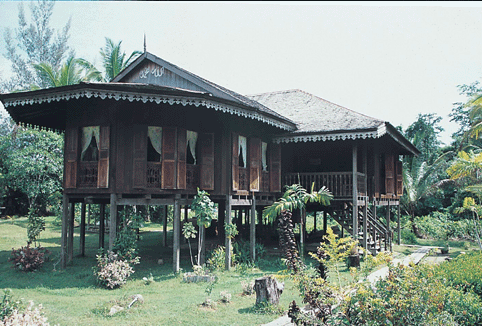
{"left": 269, "top": 143, "right": 282, "bottom": 192}
{"left": 249, "top": 137, "right": 261, "bottom": 192}
{"left": 232, "top": 132, "right": 239, "bottom": 191}
{"left": 65, "top": 127, "right": 78, "bottom": 188}
{"left": 97, "top": 126, "right": 110, "bottom": 188}
{"left": 384, "top": 153, "right": 395, "bottom": 195}
{"left": 396, "top": 159, "right": 403, "bottom": 196}
{"left": 199, "top": 133, "right": 215, "bottom": 190}
{"left": 161, "top": 127, "right": 177, "bottom": 189}
{"left": 177, "top": 128, "right": 187, "bottom": 189}
{"left": 132, "top": 125, "right": 147, "bottom": 189}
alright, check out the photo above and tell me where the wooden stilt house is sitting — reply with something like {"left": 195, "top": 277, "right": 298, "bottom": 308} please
{"left": 0, "top": 51, "right": 418, "bottom": 270}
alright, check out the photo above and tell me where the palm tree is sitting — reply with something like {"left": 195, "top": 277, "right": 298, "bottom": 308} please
{"left": 402, "top": 152, "right": 453, "bottom": 237}
{"left": 32, "top": 57, "right": 102, "bottom": 89}
{"left": 263, "top": 183, "right": 332, "bottom": 273}
{"left": 100, "top": 38, "right": 142, "bottom": 82}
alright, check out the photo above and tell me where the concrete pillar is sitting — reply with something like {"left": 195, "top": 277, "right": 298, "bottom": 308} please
{"left": 397, "top": 204, "right": 401, "bottom": 245}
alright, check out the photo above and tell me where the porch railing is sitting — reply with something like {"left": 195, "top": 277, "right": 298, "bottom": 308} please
{"left": 283, "top": 172, "right": 366, "bottom": 198}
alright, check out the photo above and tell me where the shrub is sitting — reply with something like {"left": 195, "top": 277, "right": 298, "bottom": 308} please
{"left": 400, "top": 228, "right": 417, "bottom": 244}
{"left": 1, "top": 301, "right": 50, "bottom": 326}
{"left": 219, "top": 291, "right": 231, "bottom": 303}
{"left": 348, "top": 263, "right": 482, "bottom": 325}
{"left": 206, "top": 245, "right": 235, "bottom": 271}
{"left": 233, "top": 239, "right": 266, "bottom": 266}
{"left": 93, "top": 251, "right": 139, "bottom": 289}
{"left": 430, "top": 251, "right": 482, "bottom": 298}
{"left": 9, "top": 245, "right": 49, "bottom": 272}
{"left": 0, "top": 289, "right": 21, "bottom": 321}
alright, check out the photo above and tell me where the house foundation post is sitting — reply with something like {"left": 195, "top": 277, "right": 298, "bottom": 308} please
{"left": 323, "top": 211, "right": 327, "bottom": 235}
{"left": 61, "top": 194, "right": 69, "bottom": 269}
{"left": 80, "top": 202, "right": 86, "bottom": 256}
{"left": 352, "top": 144, "right": 359, "bottom": 239}
{"left": 68, "top": 202, "right": 75, "bottom": 263}
{"left": 386, "top": 201, "right": 391, "bottom": 251}
{"left": 162, "top": 205, "right": 168, "bottom": 247}
{"left": 109, "top": 194, "right": 117, "bottom": 251}
{"left": 225, "top": 195, "right": 232, "bottom": 271}
{"left": 363, "top": 198, "right": 368, "bottom": 249}
{"left": 99, "top": 203, "right": 105, "bottom": 249}
{"left": 397, "top": 204, "right": 401, "bottom": 245}
{"left": 250, "top": 195, "right": 256, "bottom": 262}
{"left": 173, "top": 195, "right": 181, "bottom": 273}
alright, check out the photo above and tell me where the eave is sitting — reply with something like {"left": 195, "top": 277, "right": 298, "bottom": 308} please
{"left": 0, "top": 82, "right": 297, "bottom": 132}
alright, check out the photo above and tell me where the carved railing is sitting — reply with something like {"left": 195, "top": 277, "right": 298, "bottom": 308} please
{"left": 78, "top": 161, "right": 98, "bottom": 188}
{"left": 186, "top": 164, "right": 200, "bottom": 190}
{"left": 147, "top": 162, "right": 161, "bottom": 188}
{"left": 283, "top": 172, "right": 366, "bottom": 198}
{"left": 239, "top": 167, "right": 249, "bottom": 191}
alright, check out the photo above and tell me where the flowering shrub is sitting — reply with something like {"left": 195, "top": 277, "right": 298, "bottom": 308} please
{"left": 429, "top": 251, "right": 482, "bottom": 298}
{"left": 1, "top": 301, "right": 50, "bottom": 326}
{"left": 93, "top": 251, "right": 139, "bottom": 289}
{"left": 9, "top": 245, "right": 49, "bottom": 272}
{"left": 347, "top": 263, "right": 482, "bottom": 325}
{"left": 0, "top": 289, "right": 20, "bottom": 321}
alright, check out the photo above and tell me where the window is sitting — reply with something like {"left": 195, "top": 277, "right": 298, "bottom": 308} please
{"left": 262, "top": 141, "right": 268, "bottom": 171}
{"left": 81, "top": 126, "right": 100, "bottom": 161}
{"left": 238, "top": 135, "right": 247, "bottom": 168}
{"left": 147, "top": 126, "right": 162, "bottom": 162}
{"left": 186, "top": 130, "right": 198, "bottom": 165}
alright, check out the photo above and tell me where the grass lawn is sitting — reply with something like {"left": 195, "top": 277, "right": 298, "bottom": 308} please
{"left": 1, "top": 216, "right": 305, "bottom": 326}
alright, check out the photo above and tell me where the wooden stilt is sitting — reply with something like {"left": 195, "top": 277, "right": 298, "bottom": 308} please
{"left": 300, "top": 208, "right": 306, "bottom": 258}
{"left": 386, "top": 202, "right": 391, "bottom": 251}
{"left": 218, "top": 201, "right": 226, "bottom": 243}
{"left": 61, "top": 194, "right": 69, "bottom": 269}
{"left": 225, "top": 195, "right": 232, "bottom": 271}
{"left": 109, "top": 194, "right": 117, "bottom": 251}
{"left": 99, "top": 204, "right": 105, "bottom": 249}
{"left": 362, "top": 199, "right": 368, "bottom": 249}
{"left": 250, "top": 195, "right": 256, "bottom": 262}
{"left": 68, "top": 202, "right": 75, "bottom": 263}
{"left": 162, "top": 205, "right": 168, "bottom": 247}
{"left": 323, "top": 211, "right": 327, "bottom": 235}
{"left": 397, "top": 204, "right": 401, "bottom": 245}
{"left": 173, "top": 196, "right": 181, "bottom": 273}
{"left": 80, "top": 202, "right": 86, "bottom": 256}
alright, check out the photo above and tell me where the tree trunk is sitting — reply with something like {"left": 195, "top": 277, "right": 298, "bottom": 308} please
{"left": 254, "top": 276, "right": 284, "bottom": 305}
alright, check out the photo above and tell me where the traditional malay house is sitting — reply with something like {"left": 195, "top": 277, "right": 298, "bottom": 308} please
{"left": 0, "top": 51, "right": 418, "bottom": 271}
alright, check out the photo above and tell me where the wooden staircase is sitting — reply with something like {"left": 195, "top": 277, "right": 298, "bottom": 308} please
{"left": 327, "top": 200, "right": 391, "bottom": 254}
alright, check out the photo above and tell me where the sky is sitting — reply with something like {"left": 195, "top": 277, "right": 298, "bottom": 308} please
{"left": 1, "top": 1, "right": 482, "bottom": 145}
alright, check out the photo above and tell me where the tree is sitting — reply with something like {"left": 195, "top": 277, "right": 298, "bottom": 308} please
{"left": 0, "top": 126, "right": 63, "bottom": 216}
{"left": 404, "top": 113, "right": 444, "bottom": 164}
{"left": 402, "top": 152, "right": 452, "bottom": 236}
{"left": 100, "top": 38, "right": 142, "bottom": 82}
{"left": 2, "top": 0, "right": 72, "bottom": 92}
{"left": 32, "top": 56, "right": 102, "bottom": 89}
{"left": 263, "top": 184, "right": 332, "bottom": 273}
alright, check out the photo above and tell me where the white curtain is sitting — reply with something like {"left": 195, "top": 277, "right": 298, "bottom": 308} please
{"left": 239, "top": 135, "right": 247, "bottom": 168}
{"left": 187, "top": 130, "right": 198, "bottom": 164}
{"left": 148, "top": 126, "right": 163, "bottom": 160}
{"left": 262, "top": 142, "right": 268, "bottom": 171}
{"left": 81, "top": 126, "right": 100, "bottom": 161}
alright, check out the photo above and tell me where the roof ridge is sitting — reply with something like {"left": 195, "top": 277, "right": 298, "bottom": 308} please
{"left": 247, "top": 89, "right": 303, "bottom": 97}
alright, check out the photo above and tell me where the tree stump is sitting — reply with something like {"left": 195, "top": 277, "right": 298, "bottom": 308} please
{"left": 254, "top": 276, "right": 284, "bottom": 305}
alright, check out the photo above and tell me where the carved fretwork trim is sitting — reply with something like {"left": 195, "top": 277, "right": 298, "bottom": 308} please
{"left": 3, "top": 89, "right": 295, "bottom": 131}
{"left": 273, "top": 126, "right": 386, "bottom": 144}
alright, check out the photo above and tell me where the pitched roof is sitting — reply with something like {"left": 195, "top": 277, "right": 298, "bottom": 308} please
{"left": 113, "top": 52, "right": 295, "bottom": 127}
{"left": 248, "top": 89, "right": 419, "bottom": 155}
{"left": 247, "top": 89, "right": 384, "bottom": 134}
